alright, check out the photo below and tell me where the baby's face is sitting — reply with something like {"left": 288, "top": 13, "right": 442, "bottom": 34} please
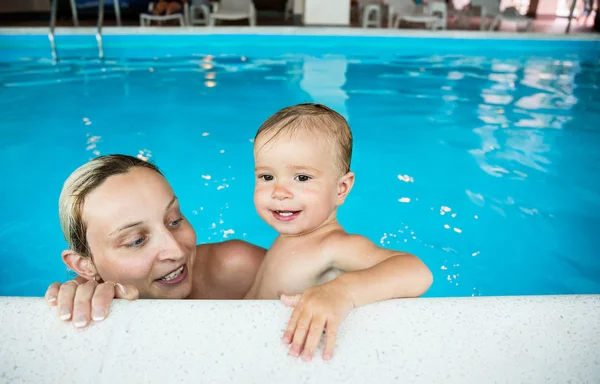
{"left": 253, "top": 130, "right": 351, "bottom": 236}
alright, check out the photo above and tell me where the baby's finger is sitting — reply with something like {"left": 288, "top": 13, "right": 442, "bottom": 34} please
{"left": 282, "top": 306, "right": 302, "bottom": 344}
{"left": 301, "top": 316, "right": 326, "bottom": 362}
{"left": 45, "top": 282, "right": 61, "bottom": 306}
{"left": 280, "top": 294, "right": 301, "bottom": 308}
{"left": 323, "top": 321, "right": 339, "bottom": 361}
{"left": 72, "top": 280, "right": 97, "bottom": 328}
{"left": 288, "top": 313, "right": 312, "bottom": 358}
{"left": 56, "top": 280, "right": 79, "bottom": 321}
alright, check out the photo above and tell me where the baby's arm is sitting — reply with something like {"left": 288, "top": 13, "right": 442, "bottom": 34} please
{"left": 281, "top": 234, "right": 432, "bottom": 361}
{"left": 327, "top": 234, "right": 433, "bottom": 307}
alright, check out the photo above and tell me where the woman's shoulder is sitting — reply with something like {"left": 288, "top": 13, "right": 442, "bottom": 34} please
{"left": 196, "top": 240, "right": 266, "bottom": 299}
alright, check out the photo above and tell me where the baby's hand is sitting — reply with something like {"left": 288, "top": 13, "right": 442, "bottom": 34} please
{"left": 280, "top": 281, "right": 354, "bottom": 362}
{"left": 45, "top": 279, "right": 138, "bottom": 328}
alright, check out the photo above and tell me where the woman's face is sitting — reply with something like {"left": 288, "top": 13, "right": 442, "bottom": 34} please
{"left": 82, "top": 167, "right": 197, "bottom": 299}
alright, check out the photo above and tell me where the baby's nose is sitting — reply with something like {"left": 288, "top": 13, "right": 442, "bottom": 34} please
{"left": 272, "top": 183, "right": 293, "bottom": 200}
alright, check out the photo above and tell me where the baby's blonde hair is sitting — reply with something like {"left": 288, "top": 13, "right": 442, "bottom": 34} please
{"left": 58, "top": 154, "right": 163, "bottom": 257}
{"left": 254, "top": 103, "right": 353, "bottom": 175}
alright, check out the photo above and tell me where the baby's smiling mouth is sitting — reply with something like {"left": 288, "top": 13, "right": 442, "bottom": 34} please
{"left": 276, "top": 211, "right": 297, "bottom": 216}
{"left": 271, "top": 210, "right": 301, "bottom": 221}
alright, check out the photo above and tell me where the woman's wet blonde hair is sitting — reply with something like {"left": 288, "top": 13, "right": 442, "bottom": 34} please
{"left": 58, "top": 154, "right": 163, "bottom": 257}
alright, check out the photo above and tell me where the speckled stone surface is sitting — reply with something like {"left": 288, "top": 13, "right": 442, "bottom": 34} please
{"left": 1, "top": 296, "right": 599, "bottom": 383}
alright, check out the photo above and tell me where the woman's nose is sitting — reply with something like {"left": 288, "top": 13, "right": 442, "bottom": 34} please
{"left": 157, "top": 230, "right": 186, "bottom": 260}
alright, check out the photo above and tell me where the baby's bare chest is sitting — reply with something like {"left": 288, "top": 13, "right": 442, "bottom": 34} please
{"left": 251, "top": 244, "right": 341, "bottom": 299}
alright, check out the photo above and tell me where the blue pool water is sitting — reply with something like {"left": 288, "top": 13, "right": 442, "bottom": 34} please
{"left": 0, "top": 32, "right": 599, "bottom": 297}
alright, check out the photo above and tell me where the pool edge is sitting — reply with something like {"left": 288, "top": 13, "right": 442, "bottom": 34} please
{"left": 1, "top": 294, "right": 599, "bottom": 382}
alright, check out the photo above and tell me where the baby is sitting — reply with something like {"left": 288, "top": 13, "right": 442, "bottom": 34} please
{"left": 245, "top": 103, "right": 432, "bottom": 360}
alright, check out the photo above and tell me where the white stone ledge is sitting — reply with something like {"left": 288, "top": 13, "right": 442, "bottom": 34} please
{"left": 1, "top": 295, "right": 599, "bottom": 383}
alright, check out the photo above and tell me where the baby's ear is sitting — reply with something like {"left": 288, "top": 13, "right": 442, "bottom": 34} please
{"left": 62, "top": 250, "right": 97, "bottom": 280}
{"left": 336, "top": 171, "right": 355, "bottom": 206}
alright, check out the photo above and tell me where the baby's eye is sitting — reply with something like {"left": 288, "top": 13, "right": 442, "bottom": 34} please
{"left": 259, "top": 174, "right": 274, "bottom": 181}
{"left": 295, "top": 175, "right": 311, "bottom": 182}
{"left": 169, "top": 218, "right": 183, "bottom": 228}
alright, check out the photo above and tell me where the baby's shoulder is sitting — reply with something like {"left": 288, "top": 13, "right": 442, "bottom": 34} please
{"left": 320, "top": 230, "right": 372, "bottom": 255}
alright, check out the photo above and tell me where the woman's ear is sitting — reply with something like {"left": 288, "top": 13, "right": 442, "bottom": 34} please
{"left": 336, "top": 171, "right": 355, "bottom": 206}
{"left": 62, "top": 250, "right": 97, "bottom": 280}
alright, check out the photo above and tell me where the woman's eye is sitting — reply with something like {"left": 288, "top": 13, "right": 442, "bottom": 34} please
{"left": 259, "top": 174, "right": 274, "bottom": 181}
{"left": 295, "top": 174, "right": 311, "bottom": 182}
{"left": 126, "top": 236, "right": 146, "bottom": 248}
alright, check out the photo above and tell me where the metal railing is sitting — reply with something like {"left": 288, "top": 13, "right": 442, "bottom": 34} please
{"left": 49, "top": 0, "right": 58, "bottom": 61}
{"left": 49, "top": 0, "right": 116, "bottom": 60}
{"left": 96, "top": 0, "right": 106, "bottom": 59}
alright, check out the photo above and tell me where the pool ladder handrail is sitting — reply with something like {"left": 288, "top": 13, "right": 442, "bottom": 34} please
{"left": 49, "top": 0, "right": 58, "bottom": 61}
{"left": 565, "top": 0, "right": 578, "bottom": 34}
{"left": 49, "top": 0, "right": 107, "bottom": 61}
{"left": 97, "top": 0, "right": 105, "bottom": 59}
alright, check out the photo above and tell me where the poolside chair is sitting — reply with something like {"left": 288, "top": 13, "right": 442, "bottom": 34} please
{"left": 208, "top": 0, "right": 257, "bottom": 26}
{"left": 284, "top": 0, "right": 294, "bottom": 20}
{"left": 489, "top": 6, "right": 533, "bottom": 31}
{"left": 70, "top": 0, "right": 128, "bottom": 26}
{"left": 358, "top": 0, "right": 384, "bottom": 28}
{"left": 388, "top": 0, "right": 447, "bottom": 30}
{"left": 456, "top": 0, "right": 494, "bottom": 29}
{"left": 457, "top": 0, "right": 532, "bottom": 31}
{"left": 188, "top": 0, "right": 211, "bottom": 25}
{"left": 140, "top": 1, "right": 187, "bottom": 26}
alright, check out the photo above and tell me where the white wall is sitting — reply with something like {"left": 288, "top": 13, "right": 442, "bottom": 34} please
{"left": 293, "top": 0, "right": 305, "bottom": 16}
{"left": 537, "top": 0, "right": 560, "bottom": 16}
{"left": 1, "top": 295, "right": 599, "bottom": 383}
{"left": 303, "top": 0, "right": 351, "bottom": 26}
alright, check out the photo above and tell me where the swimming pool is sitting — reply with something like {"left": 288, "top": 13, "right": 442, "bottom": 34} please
{"left": 1, "top": 28, "right": 599, "bottom": 298}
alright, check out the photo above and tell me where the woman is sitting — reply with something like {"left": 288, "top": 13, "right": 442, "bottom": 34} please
{"left": 47, "top": 154, "right": 266, "bottom": 326}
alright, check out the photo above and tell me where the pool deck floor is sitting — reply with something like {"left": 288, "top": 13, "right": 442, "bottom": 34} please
{"left": 0, "top": 10, "right": 597, "bottom": 35}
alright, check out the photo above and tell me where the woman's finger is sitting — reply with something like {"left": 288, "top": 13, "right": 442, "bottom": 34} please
{"left": 113, "top": 283, "right": 139, "bottom": 300}
{"left": 45, "top": 282, "right": 61, "bottom": 306}
{"left": 72, "top": 280, "right": 97, "bottom": 328}
{"left": 90, "top": 283, "right": 117, "bottom": 322}
{"left": 56, "top": 280, "right": 79, "bottom": 321}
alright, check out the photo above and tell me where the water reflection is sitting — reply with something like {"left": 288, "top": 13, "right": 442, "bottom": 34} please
{"left": 299, "top": 55, "right": 349, "bottom": 118}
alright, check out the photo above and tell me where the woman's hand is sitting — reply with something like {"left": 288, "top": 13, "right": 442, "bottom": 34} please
{"left": 45, "top": 278, "right": 138, "bottom": 328}
{"left": 280, "top": 281, "right": 354, "bottom": 362}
